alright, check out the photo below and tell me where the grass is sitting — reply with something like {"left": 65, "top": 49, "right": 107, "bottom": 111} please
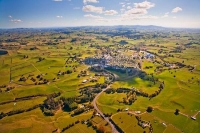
{"left": 63, "top": 123, "right": 95, "bottom": 133}
{"left": 92, "top": 116, "right": 104, "bottom": 124}
{"left": 0, "top": 108, "right": 95, "bottom": 133}
{"left": 0, "top": 29, "right": 200, "bottom": 133}
{"left": 112, "top": 77, "right": 160, "bottom": 94}
{"left": 97, "top": 93, "right": 126, "bottom": 114}
{"left": 163, "top": 125, "right": 182, "bottom": 133}
{"left": 0, "top": 97, "right": 45, "bottom": 113}
{"left": 11, "top": 84, "right": 60, "bottom": 98}
{"left": 140, "top": 113, "right": 166, "bottom": 133}
{"left": 112, "top": 112, "right": 149, "bottom": 133}
{"left": 0, "top": 92, "right": 15, "bottom": 103}
{"left": 11, "top": 65, "right": 36, "bottom": 80}
{"left": 97, "top": 65, "right": 200, "bottom": 132}
{"left": 0, "top": 64, "right": 10, "bottom": 84}
{"left": 0, "top": 108, "right": 55, "bottom": 132}
{"left": 151, "top": 109, "right": 200, "bottom": 133}
{"left": 91, "top": 116, "right": 112, "bottom": 133}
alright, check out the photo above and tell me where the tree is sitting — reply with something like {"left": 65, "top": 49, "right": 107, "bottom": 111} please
{"left": 69, "top": 102, "right": 78, "bottom": 111}
{"left": 0, "top": 112, "right": 6, "bottom": 119}
{"left": 175, "top": 109, "right": 180, "bottom": 115}
{"left": 96, "top": 125, "right": 105, "bottom": 133}
{"left": 146, "top": 106, "right": 153, "bottom": 113}
{"left": 87, "top": 121, "right": 92, "bottom": 127}
{"left": 73, "top": 108, "right": 84, "bottom": 115}
{"left": 159, "top": 83, "right": 164, "bottom": 89}
{"left": 38, "top": 57, "right": 44, "bottom": 62}
{"left": 69, "top": 46, "right": 73, "bottom": 50}
{"left": 66, "top": 70, "right": 72, "bottom": 74}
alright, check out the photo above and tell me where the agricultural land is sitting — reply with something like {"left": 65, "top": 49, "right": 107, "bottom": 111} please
{"left": 0, "top": 26, "right": 200, "bottom": 133}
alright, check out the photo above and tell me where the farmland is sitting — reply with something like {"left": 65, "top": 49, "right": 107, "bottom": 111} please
{"left": 0, "top": 26, "right": 200, "bottom": 133}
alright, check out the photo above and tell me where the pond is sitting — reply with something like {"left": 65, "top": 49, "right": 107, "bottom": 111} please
{"left": 0, "top": 50, "right": 8, "bottom": 56}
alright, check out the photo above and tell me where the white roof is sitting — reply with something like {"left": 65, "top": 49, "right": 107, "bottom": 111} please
{"left": 82, "top": 79, "right": 87, "bottom": 83}
{"left": 125, "top": 108, "right": 129, "bottom": 111}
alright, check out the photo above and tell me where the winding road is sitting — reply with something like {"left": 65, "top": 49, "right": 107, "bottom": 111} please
{"left": 93, "top": 84, "right": 119, "bottom": 133}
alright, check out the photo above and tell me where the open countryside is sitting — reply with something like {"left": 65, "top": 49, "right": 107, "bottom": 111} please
{"left": 0, "top": 25, "right": 200, "bottom": 133}
{"left": 0, "top": 0, "right": 200, "bottom": 133}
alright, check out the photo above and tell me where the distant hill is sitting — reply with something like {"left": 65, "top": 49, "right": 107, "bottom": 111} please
{"left": 1, "top": 25, "right": 200, "bottom": 33}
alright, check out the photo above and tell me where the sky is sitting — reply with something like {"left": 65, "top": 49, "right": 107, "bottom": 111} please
{"left": 0, "top": 0, "right": 200, "bottom": 28}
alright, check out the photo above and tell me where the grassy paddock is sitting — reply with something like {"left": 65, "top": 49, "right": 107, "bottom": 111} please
{"left": 112, "top": 112, "right": 149, "bottom": 133}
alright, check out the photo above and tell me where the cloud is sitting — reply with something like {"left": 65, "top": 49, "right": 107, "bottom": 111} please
{"left": 10, "top": 19, "right": 22, "bottom": 23}
{"left": 134, "top": 1, "right": 155, "bottom": 9}
{"left": 124, "top": 8, "right": 148, "bottom": 15}
{"left": 104, "top": 10, "right": 118, "bottom": 15}
{"left": 172, "top": 7, "right": 182, "bottom": 13}
{"left": 162, "top": 12, "right": 169, "bottom": 18}
{"left": 83, "top": 0, "right": 157, "bottom": 23}
{"left": 120, "top": 1, "right": 155, "bottom": 19}
{"left": 82, "top": 5, "right": 103, "bottom": 14}
{"left": 173, "top": 16, "right": 177, "bottom": 19}
{"left": 83, "top": 0, "right": 99, "bottom": 4}
{"left": 127, "top": 6, "right": 131, "bottom": 9}
{"left": 52, "top": 0, "right": 62, "bottom": 1}
{"left": 8, "top": 15, "right": 12, "bottom": 18}
{"left": 84, "top": 14, "right": 103, "bottom": 19}
{"left": 56, "top": 16, "right": 63, "bottom": 18}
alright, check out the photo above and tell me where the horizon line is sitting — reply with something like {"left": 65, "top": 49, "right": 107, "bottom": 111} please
{"left": 1, "top": 25, "right": 200, "bottom": 30}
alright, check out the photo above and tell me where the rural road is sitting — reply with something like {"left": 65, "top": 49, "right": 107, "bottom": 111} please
{"left": 93, "top": 84, "right": 119, "bottom": 133}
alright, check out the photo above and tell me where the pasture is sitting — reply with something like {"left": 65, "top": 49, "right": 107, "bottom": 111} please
{"left": 0, "top": 27, "right": 200, "bottom": 133}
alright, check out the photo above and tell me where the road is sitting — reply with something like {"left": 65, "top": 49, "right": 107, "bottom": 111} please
{"left": 93, "top": 84, "right": 119, "bottom": 133}
{"left": 192, "top": 110, "right": 200, "bottom": 118}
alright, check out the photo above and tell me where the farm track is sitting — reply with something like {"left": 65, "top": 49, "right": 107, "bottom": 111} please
{"left": 31, "top": 63, "right": 41, "bottom": 73}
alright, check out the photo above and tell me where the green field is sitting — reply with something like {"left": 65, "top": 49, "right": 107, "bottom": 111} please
{"left": 0, "top": 27, "right": 200, "bottom": 133}
{"left": 112, "top": 112, "right": 149, "bottom": 133}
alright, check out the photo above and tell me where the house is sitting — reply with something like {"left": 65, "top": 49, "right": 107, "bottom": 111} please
{"left": 80, "top": 104, "right": 84, "bottom": 108}
{"left": 82, "top": 79, "right": 87, "bottom": 83}
{"left": 162, "top": 123, "right": 167, "bottom": 126}
{"left": 141, "top": 123, "right": 148, "bottom": 128}
{"left": 125, "top": 108, "right": 129, "bottom": 111}
{"left": 135, "top": 111, "right": 141, "bottom": 114}
{"left": 95, "top": 113, "right": 101, "bottom": 116}
{"left": 145, "top": 52, "right": 155, "bottom": 59}
{"left": 191, "top": 116, "right": 196, "bottom": 120}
